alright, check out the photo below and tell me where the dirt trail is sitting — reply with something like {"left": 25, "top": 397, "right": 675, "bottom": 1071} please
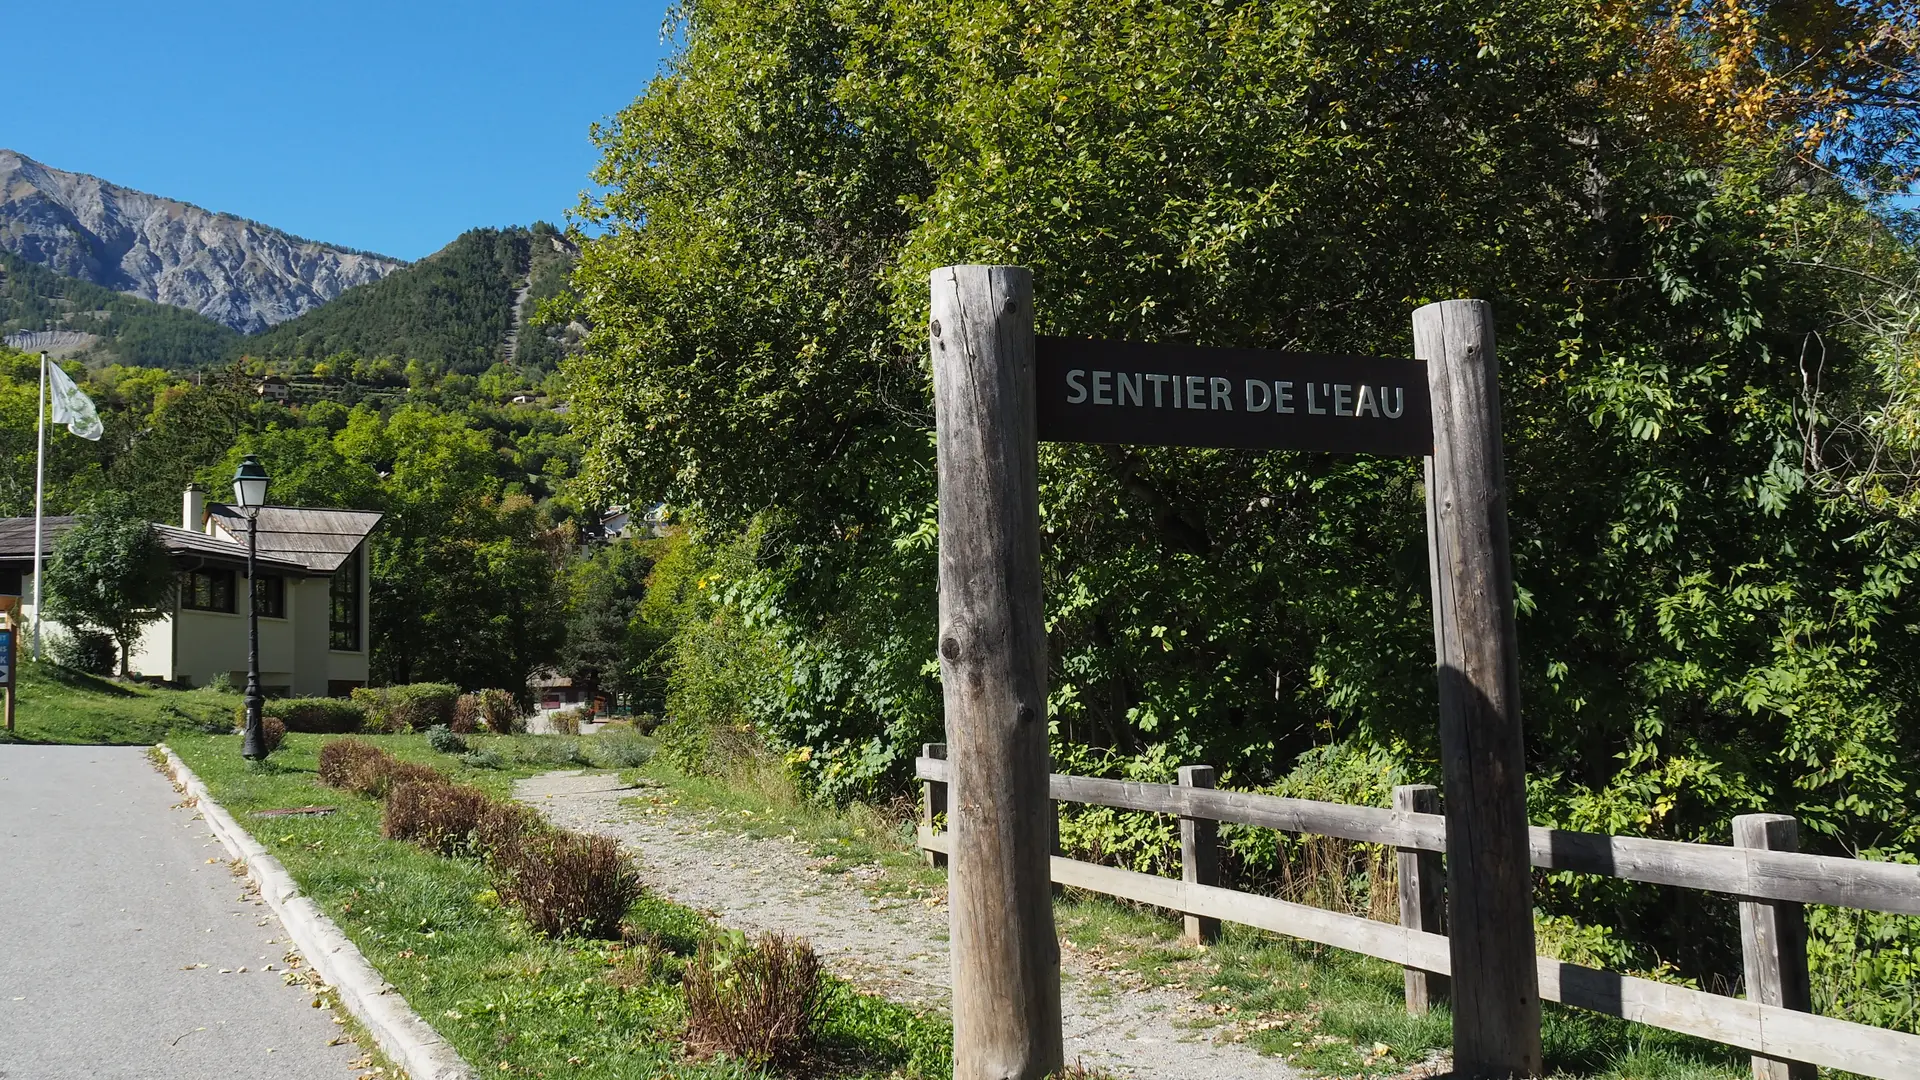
{"left": 517, "top": 770, "right": 1301, "bottom": 1080}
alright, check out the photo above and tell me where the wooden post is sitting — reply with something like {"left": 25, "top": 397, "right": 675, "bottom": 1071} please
{"left": 1179, "top": 765, "right": 1221, "bottom": 945}
{"left": 922, "top": 743, "right": 949, "bottom": 868}
{"left": 1416, "top": 299, "right": 1542, "bottom": 1077}
{"left": 1394, "top": 783, "right": 1448, "bottom": 1013}
{"left": 930, "top": 264, "right": 1063, "bottom": 1080}
{"left": 1734, "top": 814, "right": 1816, "bottom": 1080}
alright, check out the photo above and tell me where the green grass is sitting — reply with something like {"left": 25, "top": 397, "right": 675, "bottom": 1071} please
{"left": 0, "top": 660, "right": 237, "bottom": 745}
{"left": 168, "top": 732, "right": 953, "bottom": 1079}
{"left": 1049, "top": 895, "right": 1750, "bottom": 1080}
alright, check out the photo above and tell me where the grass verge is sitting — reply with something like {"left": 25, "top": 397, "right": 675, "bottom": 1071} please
{"left": 0, "top": 660, "right": 237, "bottom": 745}
{"left": 168, "top": 731, "right": 951, "bottom": 1079}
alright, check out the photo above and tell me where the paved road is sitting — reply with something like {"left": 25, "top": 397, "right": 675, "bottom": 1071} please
{"left": 0, "top": 746, "right": 365, "bottom": 1080}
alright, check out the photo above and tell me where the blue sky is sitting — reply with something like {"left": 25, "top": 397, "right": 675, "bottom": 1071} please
{"left": 11, "top": 0, "right": 674, "bottom": 261}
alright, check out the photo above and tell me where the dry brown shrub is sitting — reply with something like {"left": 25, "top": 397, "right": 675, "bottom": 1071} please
{"left": 317, "top": 738, "right": 387, "bottom": 788}
{"left": 450, "top": 694, "right": 480, "bottom": 734}
{"left": 490, "top": 828, "right": 639, "bottom": 939}
{"left": 382, "top": 781, "right": 492, "bottom": 854}
{"left": 348, "top": 756, "right": 446, "bottom": 799}
{"left": 682, "top": 932, "right": 824, "bottom": 1068}
{"left": 473, "top": 799, "right": 550, "bottom": 858}
{"left": 260, "top": 716, "right": 287, "bottom": 755}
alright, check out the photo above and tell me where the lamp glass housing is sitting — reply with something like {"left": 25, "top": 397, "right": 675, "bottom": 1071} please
{"left": 233, "top": 455, "right": 271, "bottom": 509}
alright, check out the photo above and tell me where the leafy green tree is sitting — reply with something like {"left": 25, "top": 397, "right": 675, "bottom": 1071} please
{"left": 559, "top": 538, "right": 659, "bottom": 710}
{"left": 564, "top": 0, "right": 1920, "bottom": 989}
{"left": 45, "top": 491, "right": 175, "bottom": 675}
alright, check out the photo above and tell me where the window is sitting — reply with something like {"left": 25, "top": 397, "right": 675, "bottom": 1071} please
{"left": 253, "top": 574, "right": 286, "bottom": 619}
{"left": 330, "top": 548, "right": 361, "bottom": 651}
{"left": 180, "top": 568, "right": 236, "bottom": 613}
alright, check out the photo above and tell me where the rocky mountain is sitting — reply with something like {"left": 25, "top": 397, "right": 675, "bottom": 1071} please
{"left": 0, "top": 150, "right": 406, "bottom": 334}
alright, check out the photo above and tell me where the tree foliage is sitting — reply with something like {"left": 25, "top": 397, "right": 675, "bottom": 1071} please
{"left": 566, "top": 0, "right": 1920, "bottom": 995}
{"left": 46, "top": 490, "right": 176, "bottom": 674}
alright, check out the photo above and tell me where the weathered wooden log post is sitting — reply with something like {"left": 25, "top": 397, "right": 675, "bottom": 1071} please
{"left": 1416, "top": 299, "right": 1542, "bottom": 1077}
{"left": 1180, "top": 765, "right": 1221, "bottom": 945}
{"left": 1734, "top": 814, "right": 1816, "bottom": 1080}
{"left": 922, "top": 742, "right": 949, "bottom": 868}
{"left": 930, "top": 264, "right": 1064, "bottom": 1080}
{"left": 1393, "top": 783, "right": 1448, "bottom": 1013}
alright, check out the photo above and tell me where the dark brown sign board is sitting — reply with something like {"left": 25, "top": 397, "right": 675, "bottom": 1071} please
{"left": 1035, "top": 337, "right": 1433, "bottom": 457}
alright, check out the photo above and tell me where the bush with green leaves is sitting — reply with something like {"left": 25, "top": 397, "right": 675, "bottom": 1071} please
{"left": 48, "top": 628, "right": 115, "bottom": 676}
{"left": 587, "top": 729, "right": 654, "bottom": 769}
{"left": 255, "top": 697, "right": 366, "bottom": 734}
{"left": 44, "top": 491, "right": 176, "bottom": 675}
{"left": 425, "top": 724, "right": 467, "bottom": 754}
{"left": 352, "top": 683, "right": 460, "bottom": 732}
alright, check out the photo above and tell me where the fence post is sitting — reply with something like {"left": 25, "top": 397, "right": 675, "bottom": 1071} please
{"left": 1179, "top": 765, "right": 1221, "bottom": 945}
{"left": 931, "top": 264, "right": 1063, "bottom": 1080}
{"left": 1416, "top": 299, "right": 1542, "bottom": 1077}
{"left": 1734, "top": 814, "right": 1815, "bottom": 1080}
{"left": 1394, "top": 784, "right": 1448, "bottom": 1013}
{"left": 922, "top": 742, "right": 948, "bottom": 868}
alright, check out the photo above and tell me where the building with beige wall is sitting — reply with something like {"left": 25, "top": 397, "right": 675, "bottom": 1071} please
{"left": 1, "top": 486, "right": 379, "bottom": 695}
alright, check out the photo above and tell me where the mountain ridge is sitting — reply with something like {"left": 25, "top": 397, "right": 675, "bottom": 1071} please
{"left": 0, "top": 150, "right": 406, "bottom": 333}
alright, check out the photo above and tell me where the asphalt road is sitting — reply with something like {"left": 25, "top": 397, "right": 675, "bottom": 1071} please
{"left": 0, "top": 745, "right": 365, "bottom": 1079}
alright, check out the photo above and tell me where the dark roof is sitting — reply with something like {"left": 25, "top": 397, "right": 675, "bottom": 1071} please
{"left": 0, "top": 517, "right": 75, "bottom": 559}
{"left": 154, "top": 525, "right": 309, "bottom": 575}
{"left": 205, "top": 504, "right": 382, "bottom": 573}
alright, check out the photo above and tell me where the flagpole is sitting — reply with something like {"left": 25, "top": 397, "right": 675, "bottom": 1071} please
{"left": 31, "top": 351, "right": 46, "bottom": 661}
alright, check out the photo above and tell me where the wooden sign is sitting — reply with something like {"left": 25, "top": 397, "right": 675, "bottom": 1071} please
{"left": 1036, "top": 337, "right": 1433, "bottom": 457}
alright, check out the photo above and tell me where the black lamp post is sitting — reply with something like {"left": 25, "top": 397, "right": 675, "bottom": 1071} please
{"left": 234, "top": 454, "right": 271, "bottom": 760}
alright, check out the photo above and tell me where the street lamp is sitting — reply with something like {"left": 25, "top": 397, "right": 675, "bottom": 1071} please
{"left": 234, "top": 454, "right": 271, "bottom": 760}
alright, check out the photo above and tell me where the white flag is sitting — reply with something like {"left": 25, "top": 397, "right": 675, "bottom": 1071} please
{"left": 46, "top": 361, "right": 103, "bottom": 441}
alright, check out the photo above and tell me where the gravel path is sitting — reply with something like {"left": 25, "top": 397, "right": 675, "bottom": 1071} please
{"left": 0, "top": 746, "right": 366, "bottom": 1080}
{"left": 518, "top": 770, "right": 1302, "bottom": 1080}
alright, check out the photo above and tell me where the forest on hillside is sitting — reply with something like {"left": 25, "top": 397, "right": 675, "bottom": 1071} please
{"left": 559, "top": 0, "right": 1920, "bottom": 1028}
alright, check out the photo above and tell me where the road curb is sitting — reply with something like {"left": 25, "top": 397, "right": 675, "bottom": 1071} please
{"left": 157, "top": 744, "right": 475, "bottom": 1080}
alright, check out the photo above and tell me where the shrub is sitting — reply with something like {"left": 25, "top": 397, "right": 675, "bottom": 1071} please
{"left": 257, "top": 697, "right": 366, "bottom": 734}
{"left": 450, "top": 694, "right": 481, "bottom": 734}
{"left": 49, "top": 628, "right": 116, "bottom": 675}
{"left": 682, "top": 932, "right": 824, "bottom": 1067}
{"left": 318, "top": 738, "right": 387, "bottom": 789}
{"left": 473, "top": 799, "right": 549, "bottom": 857}
{"left": 462, "top": 748, "right": 505, "bottom": 770}
{"left": 353, "top": 758, "right": 446, "bottom": 799}
{"left": 490, "top": 828, "right": 639, "bottom": 938}
{"left": 588, "top": 729, "right": 654, "bottom": 769}
{"left": 479, "top": 688, "right": 520, "bottom": 734}
{"left": 425, "top": 724, "right": 467, "bottom": 754}
{"left": 388, "top": 683, "right": 460, "bottom": 731}
{"left": 548, "top": 706, "right": 586, "bottom": 736}
{"left": 260, "top": 716, "right": 287, "bottom": 755}
{"left": 349, "top": 687, "right": 399, "bottom": 732}
{"left": 383, "top": 781, "right": 491, "bottom": 855}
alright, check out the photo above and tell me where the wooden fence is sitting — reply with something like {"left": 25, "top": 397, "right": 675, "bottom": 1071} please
{"left": 914, "top": 746, "right": 1920, "bottom": 1080}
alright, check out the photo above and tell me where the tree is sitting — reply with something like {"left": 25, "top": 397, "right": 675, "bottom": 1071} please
{"left": 564, "top": 0, "right": 1920, "bottom": 986}
{"left": 558, "top": 539, "right": 657, "bottom": 709}
{"left": 46, "top": 491, "right": 175, "bottom": 676}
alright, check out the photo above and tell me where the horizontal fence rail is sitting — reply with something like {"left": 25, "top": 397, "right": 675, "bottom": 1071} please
{"left": 915, "top": 756, "right": 1920, "bottom": 914}
{"left": 915, "top": 753, "right": 1920, "bottom": 1080}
